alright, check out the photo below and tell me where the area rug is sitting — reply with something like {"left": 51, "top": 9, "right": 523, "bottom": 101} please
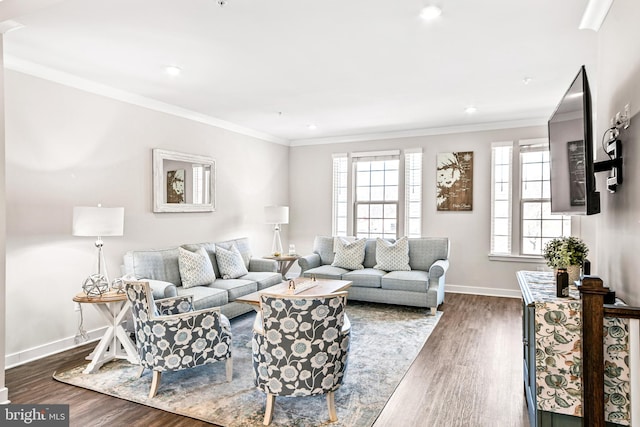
{"left": 54, "top": 301, "right": 442, "bottom": 427}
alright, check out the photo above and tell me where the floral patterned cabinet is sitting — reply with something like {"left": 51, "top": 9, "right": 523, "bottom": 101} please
{"left": 518, "top": 271, "right": 630, "bottom": 427}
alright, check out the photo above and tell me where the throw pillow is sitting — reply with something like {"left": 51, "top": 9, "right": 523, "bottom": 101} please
{"left": 216, "top": 244, "right": 249, "bottom": 279}
{"left": 331, "top": 237, "right": 366, "bottom": 270}
{"left": 374, "top": 236, "right": 411, "bottom": 272}
{"left": 178, "top": 247, "right": 216, "bottom": 289}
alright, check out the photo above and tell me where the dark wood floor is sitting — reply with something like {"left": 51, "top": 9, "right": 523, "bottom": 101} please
{"left": 6, "top": 293, "right": 529, "bottom": 427}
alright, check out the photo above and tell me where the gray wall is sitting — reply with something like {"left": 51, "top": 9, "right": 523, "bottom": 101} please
{"left": 4, "top": 70, "right": 289, "bottom": 363}
{"left": 289, "top": 126, "right": 558, "bottom": 295}
{"left": 593, "top": 0, "right": 640, "bottom": 305}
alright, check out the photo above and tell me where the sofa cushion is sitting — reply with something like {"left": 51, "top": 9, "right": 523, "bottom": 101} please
{"left": 124, "top": 247, "right": 181, "bottom": 286}
{"left": 313, "top": 236, "right": 336, "bottom": 265}
{"left": 216, "top": 244, "right": 249, "bottom": 279}
{"left": 241, "top": 271, "right": 282, "bottom": 290}
{"left": 374, "top": 237, "right": 411, "bottom": 272}
{"left": 343, "top": 268, "right": 384, "bottom": 288}
{"left": 176, "top": 285, "right": 228, "bottom": 311}
{"left": 178, "top": 247, "right": 216, "bottom": 288}
{"left": 381, "top": 270, "right": 429, "bottom": 292}
{"left": 332, "top": 237, "right": 366, "bottom": 270}
{"left": 302, "top": 265, "right": 349, "bottom": 280}
{"left": 210, "top": 278, "right": 257, "bottom": 301}
{"left": 408, "top": 238, "right": 449, "bottom": 271}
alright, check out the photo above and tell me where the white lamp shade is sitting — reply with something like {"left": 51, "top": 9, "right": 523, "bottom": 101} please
{"left": 264, "top": 206, "right": 289, "bottom": 225}
{"left": 73, "top": 206, "right": 125, "bottom": 237}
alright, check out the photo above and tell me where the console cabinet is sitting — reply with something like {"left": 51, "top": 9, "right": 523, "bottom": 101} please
{"left": 517, "top": 271, "right": 630, "bottom": 427}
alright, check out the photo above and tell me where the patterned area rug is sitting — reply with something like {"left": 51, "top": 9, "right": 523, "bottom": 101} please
{"left": 54, "top": 301, "right": 442, "bottom": 427}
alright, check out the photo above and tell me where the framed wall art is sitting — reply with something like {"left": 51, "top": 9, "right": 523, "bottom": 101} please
{"left": 436, "top": 151, "right": 473, "bottom": 211}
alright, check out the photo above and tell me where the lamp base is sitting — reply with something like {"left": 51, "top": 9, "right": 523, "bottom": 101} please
{"left": 271, "top": 226, "right": 283, "bottom": 256}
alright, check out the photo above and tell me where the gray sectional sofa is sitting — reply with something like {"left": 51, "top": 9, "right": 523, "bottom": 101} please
{"left": 123, "top": 237, "right": 282, "bottom": 319}
{"left": 298, "top": 236, "right": 450, "bottom": 315}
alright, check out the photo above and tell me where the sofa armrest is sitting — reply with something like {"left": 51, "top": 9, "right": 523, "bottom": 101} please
{"left": 298, "top": 254, "right": 321, "bottom": 275}
{"left": 142, "top": 279, "right": 178, "bottom": 299}
{"left": 249, "top": 258, "right": 278, "bottom": 273}
{"left": 428, "top": 259, "right": 449, "bottom": 279}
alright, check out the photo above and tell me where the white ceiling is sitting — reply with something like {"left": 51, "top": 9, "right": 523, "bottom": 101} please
{"left": 2, "top": 0, "right": 598, "bottom": 145}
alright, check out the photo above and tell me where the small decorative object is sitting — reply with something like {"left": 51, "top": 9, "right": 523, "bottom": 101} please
{"left": 111, "top": 277, "right": 126, "bottom": 294}
{"left": 288, "top": 244, "right": 296, "bottom": 256}
{"left": 288, "top": 280, "right": 296, "bottom": 291}
{"left": 543, "top": 236, "right": 589, "bottom": 284}
{"left": 556, "top": 268, "right": 569, "bottom": 297}
{"left": 82, "top": 273, "right": 109, "bottom": 297}
{"left": 311, "top": 274, "right": 317, "bottom": 282}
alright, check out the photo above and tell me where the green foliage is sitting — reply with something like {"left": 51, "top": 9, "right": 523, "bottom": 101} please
{"left": 542, "top": 236, "right": 588, "bottom": 268}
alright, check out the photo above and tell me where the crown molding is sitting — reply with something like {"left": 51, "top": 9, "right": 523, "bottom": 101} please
{"left": 289, "top": 118, "right": 547, "bottom": 147}
{"left": 4, "top": 55, "right": 289, "bottom": 146}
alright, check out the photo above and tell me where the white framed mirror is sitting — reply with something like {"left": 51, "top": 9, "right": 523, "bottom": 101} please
{"left": 153, "top": 149, "right": 216, "bottom": 213}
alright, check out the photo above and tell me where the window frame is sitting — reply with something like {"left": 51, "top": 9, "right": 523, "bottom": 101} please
{"left": 489, "top": 139, "right": 576, "bottom": 262}
{"left": 331, "top": 149, "right": 422, "bottom": 239}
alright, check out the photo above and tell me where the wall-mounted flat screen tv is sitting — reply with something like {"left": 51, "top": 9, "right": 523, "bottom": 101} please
{"left": 548, "top": 65, "right": 600, "bottom": 215}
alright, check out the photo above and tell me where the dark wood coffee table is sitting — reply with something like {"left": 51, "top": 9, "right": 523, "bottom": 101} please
{"left": 236, "top": 277, "right": 352, "bottom": 308}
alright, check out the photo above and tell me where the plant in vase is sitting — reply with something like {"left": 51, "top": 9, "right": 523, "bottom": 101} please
{"left": 543, "top": 236, "right": 589, "bottom": 284}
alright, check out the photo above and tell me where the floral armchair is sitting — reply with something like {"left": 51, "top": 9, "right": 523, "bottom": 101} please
{"left": 251, "top": 292, "right": 350, "bottom": 425}
{"left": 125, "top": 281, "right": 233, "bottom": 398}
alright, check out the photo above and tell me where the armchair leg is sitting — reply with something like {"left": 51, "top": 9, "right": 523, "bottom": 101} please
{"left": 263, "top": 393, "right": 275, "bottom": 426}
{"left": 327, "top": 391, "right": 337, "bottom": 422}
{"left": 226, "top": 357, "right": 233, "bottom": 382}
{"left": 149, "top": 371, "right": 162, "bottom": 399}
{"left": 135, "top": 366, "right": 145, "bottom": 379}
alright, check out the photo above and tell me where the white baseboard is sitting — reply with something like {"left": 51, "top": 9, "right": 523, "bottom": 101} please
{"left": 446, "top": 284, "right": 521, "bottom": 299}
{"left": 4, "top": 327, "right": 106, "bottom": 370}
{"left": 0, "top": 387, "right": 9, "bottom": 404}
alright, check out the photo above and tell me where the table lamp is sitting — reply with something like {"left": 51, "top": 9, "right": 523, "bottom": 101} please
{"left": 264, "top": 206, "right": 289, "bottom": 256}
{"left": 73, "top": 205, "right": 125, "bottom": 296}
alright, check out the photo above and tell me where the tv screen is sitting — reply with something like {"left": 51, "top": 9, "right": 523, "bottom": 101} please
{"left": 548, "top": 66, "right": 600, "bottom": 215}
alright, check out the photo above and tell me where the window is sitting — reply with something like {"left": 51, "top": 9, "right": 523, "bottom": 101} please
{"left": 331, "top": 149, "right": 422, "bottom": 239}
{"left": 490, "top": 140, "right": 571, "bottom": 258}
{"left": 405, "top": 150, "right": 422, "bottom": 238}
{"left": 332, "top": 154, "right": 348, "bottom": 236}
{"left": 354, "top": 157, "right": 399, "bottom": 239}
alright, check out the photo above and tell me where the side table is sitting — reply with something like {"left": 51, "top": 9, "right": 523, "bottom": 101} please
{"left": 73, "top": 289, "right": 140, "bottom": 374}
{"left": 263, "top": 254, "right": 300, "bottom": 279}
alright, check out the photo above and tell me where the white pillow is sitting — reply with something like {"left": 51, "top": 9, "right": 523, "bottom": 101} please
{"left": 178, "top": 247, "right": 216, "bottom": 289}
{"left": 216, "top": 244, "right": 249, "bottom": 279}
{"left": 374, "top": 237, "right": 411, "bottom": 272}
{"left": 331, "top": 237, "right": 366, "bottom": 270}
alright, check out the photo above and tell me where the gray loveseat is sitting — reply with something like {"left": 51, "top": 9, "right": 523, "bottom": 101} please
{"left": 123, "top": 237, "right": 282, "bottom": 319}
{"left": 298, "top": 236, "right": 450, "bottom": 315}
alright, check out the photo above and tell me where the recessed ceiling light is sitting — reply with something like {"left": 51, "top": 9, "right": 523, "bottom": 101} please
{"left": 464, "top": 106, "right": 477, "bottom": 114}
{"left": 164, "top": 65, "right": 182, "bottom": 76}
{"left": 307, "top": 124, "right": 317, "bottom": 130}
{"left": 420, "top": 5, "right": 442, "bottom": 21}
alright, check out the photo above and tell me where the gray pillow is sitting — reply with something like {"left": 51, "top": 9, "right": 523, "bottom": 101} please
{"left": 374, "top": 237, "right": 411, "bottom": 272}
{"left": 216, "top": 244, "right": 249, "bottom": 279}
{"left": 178, "top": 247, "right": 216, "bottom": 288}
